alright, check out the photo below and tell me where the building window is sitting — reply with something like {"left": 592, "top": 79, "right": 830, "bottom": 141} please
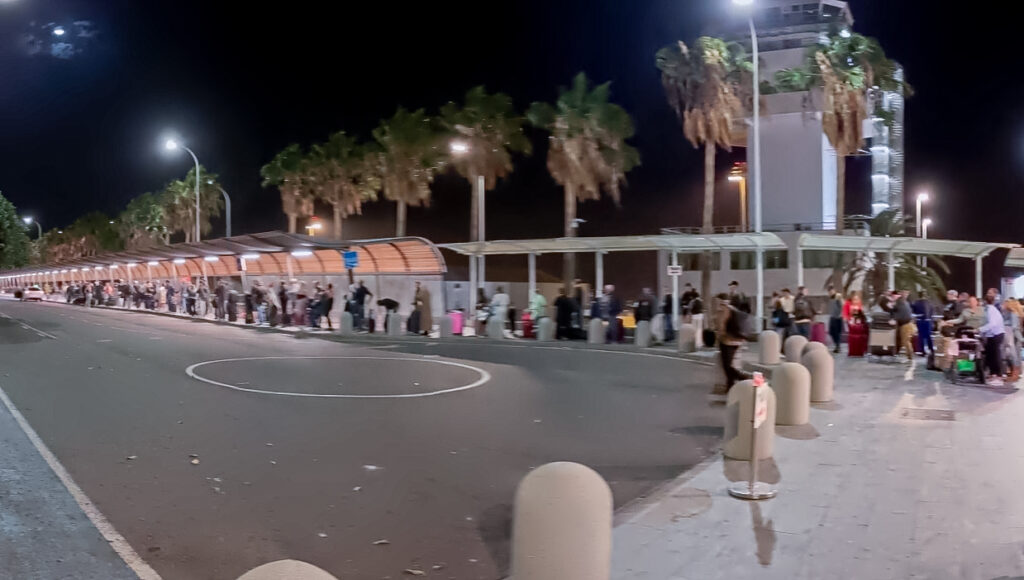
{"left": 730, "top": 251, "right": 788, "bottom": 270}
{"left": 803, "top": 250, "right": 852, "bottom": 269}
{"left": 680, "top": 252, "right": 721, "bottom": 271}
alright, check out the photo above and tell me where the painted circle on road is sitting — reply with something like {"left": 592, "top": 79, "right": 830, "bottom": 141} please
{"left": 185, "top": 356, "right": 491, "bottom": 399}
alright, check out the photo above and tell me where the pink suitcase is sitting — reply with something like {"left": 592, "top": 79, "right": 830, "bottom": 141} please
{"left": 810, "top": 321, "right": 827, "bottom": 344}
{"left": 448, "top": 311, "right": 463, "bottom": 335}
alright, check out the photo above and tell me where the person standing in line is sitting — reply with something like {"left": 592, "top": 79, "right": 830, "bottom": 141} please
{"left": 892, "top": 289, "right": 916, "bottom": 363}
{"left": 792, "top": 286, "right": 813, "bottom": 338}
{"left": 529, "top": 288, "right": 547, "bottom": 320}
{"left": 490, "top": 285, "right": 510, "bottom": 329}
{"left": 308, "top": 282, "right": 324, "bottom": 329}
{"left": 214, "top": 281, "right": 227, "bottom": 320}
{"left": 475, "top": 287, "right": 490, "bottom": 337}
{"left": 157, "top": 281, "right": 168, "bottom": 311}
{"left": 266, "top": 280, "right": 281, "bottom": 326}
{"left": 414, "top": 281, "right": 433, "bottom": 337}
{"left": 912, "top": 291, "right": 935, "bottom": 356}
{"left": 681, "top": 283, "right": 697, "bottom": 321}
{"left": 165, "top": 281, "right": 177, "bottom": 313}
{"left": 185, "top": 284, "right": 198, "bottom": 316}
{"left": 771, "top": 293, "right": 791, "bottom": 341}
{"left": 635, "top": 287, "right": 655, "bottom": 325}
{"left": 600, "top": 284, "right": 623, "bottom": 343}
{"left": 554, "top": 288, "right": 574, "bottom": 340}
{"left": 827, "top": 286, "right": 844, "bottom": 353}
{"left": 662, "top": 292, "right": 676, "bottom": 342}
{"left": 715, "top": 294, "right": 751, "bottom": 394}
{"left": 323, "top": 283, "right": 335, "bottom": 330}
{"left": 979, "top": 293, "right": 1007, "bottom": 385}
{"left": 277, "top": 281, "right": 290, "bottom": 326}
{"left": 726, "top": 281, "right": 750, "bottom": 314}
{"left": 352, "top": 280, "right": 372, "bottom": 330}
{"left": 688, "top": 290, "right": 705, "bottom": 346}
{"left": 1001, "top": 298, "right": 1023, "bottom": 383}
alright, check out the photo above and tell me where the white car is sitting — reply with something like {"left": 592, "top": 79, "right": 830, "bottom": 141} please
{"left": 22, "top": 286, "right": 45, "bottom": 301}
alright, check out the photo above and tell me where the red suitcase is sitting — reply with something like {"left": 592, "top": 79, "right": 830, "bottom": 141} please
{"left": 521, "top": 313, "right": 535, "bottom": 339}
{"left": 848, "top": 323, "right": 868, "bottom": 357}
{"left": 810, "top": 321, "right": 827, "bottom": 344}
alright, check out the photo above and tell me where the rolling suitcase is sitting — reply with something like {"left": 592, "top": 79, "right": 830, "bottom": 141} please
{"left": 811, "top": 322, "right": 827, "bottom": 344}
{"left": 521, "top": 313, "right": 535, "bottom": 339}
{"left": 407, "top": 310, "right": 421, "bottom": 334}
{"left": 847, "top": 323, "right": 868, "bottom": 357}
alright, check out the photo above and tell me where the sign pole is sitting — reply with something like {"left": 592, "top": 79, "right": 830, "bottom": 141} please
{"left": 729, "top": 372, "right": 778, "bottom": 500}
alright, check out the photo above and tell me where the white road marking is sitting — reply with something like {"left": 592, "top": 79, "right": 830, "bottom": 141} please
{"left": 0, "top": 384, "right": 161, "bottom": 580}
{"left": 1, "top": 313, "right": 58, "bottom": 339}
{"left": 96, "top": 339, "right": 113, "bottom": 343}
{"left": 185, "top": 356, "right": 491, "bottom": 399}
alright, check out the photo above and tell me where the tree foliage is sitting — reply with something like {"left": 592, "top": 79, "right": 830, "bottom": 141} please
{"left": 440, "top": 86, "right": 531, "bottom": 189}
{"left": 261, "top": 144, "right": 314, "bottom": 233}
{"left": 0, "top": 191, "right": 30, "bottom": 269}
{"left": 305, "top": 132, "right": 380, "bottom": 236}
{"left": 118, "top": 193, "right": 167, "bottom": 249}
{"left": 160, "top": 166, "right": 224, "bottom": 242}
{"left": 372, "top": 108, "right": 446, "bottom": 208}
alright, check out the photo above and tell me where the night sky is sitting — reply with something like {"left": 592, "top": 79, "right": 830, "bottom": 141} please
{"left": 0, "top": 1, "right": 1021, "bottom": 291}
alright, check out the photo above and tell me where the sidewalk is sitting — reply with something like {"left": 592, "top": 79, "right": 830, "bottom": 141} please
{"left": 0, "top": 388, "right": 140, "bottom": 579}
{"left": 612, "top": 353, "right": 1024, "bottom": 580}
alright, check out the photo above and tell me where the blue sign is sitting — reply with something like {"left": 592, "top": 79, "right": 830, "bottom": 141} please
{"left": 343, "top": 250, "right": 359, "bottom": 270}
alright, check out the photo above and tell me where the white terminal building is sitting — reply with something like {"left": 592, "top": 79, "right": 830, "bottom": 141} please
{"left": 660, "top": 0, "right": 906, "bottom": 299}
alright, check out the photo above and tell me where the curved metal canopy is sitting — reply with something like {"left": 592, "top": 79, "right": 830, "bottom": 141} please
{"left": 798, "top": 234, "right": 1018, "bottom": 259}
{"left": 440, "top": 233, "right": 787, "bottom": 256}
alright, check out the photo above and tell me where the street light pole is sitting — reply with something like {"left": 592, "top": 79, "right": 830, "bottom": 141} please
{"left": 22, "top": 217, "right": 41, "bottom": 238}
{"left": 209, "top": 180, "right": 232, "bottom": 238}
{"left": 915, "top": 192, "right": 929, "bottom": 237}
{"left": 166, "top": 139, "right": 201, "bottom": 243}
{"left": 922, "top": 218, "right": 932, "bottom": 270}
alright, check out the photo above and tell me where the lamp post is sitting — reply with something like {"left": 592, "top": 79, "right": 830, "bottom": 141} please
{"left": 207, "top": 179, "right": 232, "bottom": 237}
{"left": 165, "top": 138, "right": 202, "bottom": 243}
{"left": 733, "top": 0, "right": 764, "bottom": 327}
{"left": 915, "top": 192, "right": 929, "bottom": 237}
{"left": 728, "top": 162, "right": 748, "bottom": 232}
{"left": 22, "top": 216, "right": 41, "bottom": 238}
{"left": 450, "top": 139, "right": 486, "bottom": 319}
{"left": 922, "top": 218, "right": 932, "bottom": 270}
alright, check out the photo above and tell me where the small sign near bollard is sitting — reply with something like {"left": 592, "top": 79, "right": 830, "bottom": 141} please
{"left": 729, "top": 372, "right": 778, "bottom": 501}
{"left": 667, "top": 265, "right": 683, "bottom": 277}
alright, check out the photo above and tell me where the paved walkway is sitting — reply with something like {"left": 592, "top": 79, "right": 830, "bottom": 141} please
{"left": 0, "top": 385, "right": 139, "bottom": 579}
{"left": 612, "top": 352, "right": 1024, "bottom": 580}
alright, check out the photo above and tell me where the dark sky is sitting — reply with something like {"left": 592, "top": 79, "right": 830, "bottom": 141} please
{"left": 1, "top": 1, "right": 1021, "bottom": 289}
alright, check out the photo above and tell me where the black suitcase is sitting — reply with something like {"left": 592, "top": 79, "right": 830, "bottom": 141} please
{"left": 703, "top": 329, "right": 717, "bottom": 348}
{"left": 407, "top": 310, "right": 421, "bottom": 334}
{"left": 368, "top": 317, "right": 376, "bottom": 333}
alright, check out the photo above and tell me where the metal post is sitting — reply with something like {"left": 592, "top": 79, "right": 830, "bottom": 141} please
{"left": 749, "top": 16, "right": 764, "bottom": 332}
{"left": 796, "top": 247, "right": 804, "bottom": 288}
{"left": 181, "top": 145, "right": 202, "bottom": 243}
{"left": 528, "top": 253, "right": 537, "bottom": 305}
{"left": 728, "top": 374, "right": 777, "bottom": 501}
{"left": 739, "top": 177, "right": 748, "bottom": 233}
{"left": 219, "top": 186, "right": 232, "bottom": 238}
{"left": 976, "top": 257, "right": 983, "bottom": 298}
{"left": 468, "top": 252, "right": 477, "bottom": 326}
{"left": 595, "top": 252, "right": 604, "bottom": 298}
{"left": 671, "top": 252, "right": 680, "bottom": 327}
{"left": 477, "top": 174, "right": 485, "bottom": 293}
{"left": 887, "top": 251, "right": 896, "bottom": 290}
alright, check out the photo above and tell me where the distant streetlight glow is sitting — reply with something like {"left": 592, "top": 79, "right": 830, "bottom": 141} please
{"left": 22, "top": 216, "right": 31, "bottom": 224}
{"left": 839, "top": 28, "right": 851, "bottom": 38}
{"left": 305, "top": 218, "right": 323, "bottom": 236}
{"left": 916, "top": 192, "right": 929, "bottom": 237}
{"left": 165, "top": 139, "right": 179, "bottom": 150}
{"left": 53, "top": 26, "right": 65, "bottom": 36}
{"left": 450, "top": 141, "right": 469, "bottom": 155}
{"left": 732, "top": 0, "right": 754, "bottom": 5}
{"left": 21, "top": 216, "right": 42, "bottom": 238}
{"left": 291, "top": 250, "right": 313, "bottom": 257}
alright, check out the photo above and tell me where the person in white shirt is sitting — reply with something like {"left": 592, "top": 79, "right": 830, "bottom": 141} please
{"left": 490, "top": 286, "right": 510, "bottom": 324}
{"left": 979, "top": 293, "right": 1006, "bottom": 385}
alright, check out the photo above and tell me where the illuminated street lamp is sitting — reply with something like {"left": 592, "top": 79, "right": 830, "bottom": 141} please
{"left": 164, "top": 137, "right": 202, "bottom": 243}
{"left": 728, "top": 162, "right": 748, "bottom": 232}
{"left": 450, "top": 138, "right": 487, "bottom": 310}
{"left": 22, "top": 216, "right": 42, "bottom": 238}
{"left": 305, "top": 217, "right": 323, "bottom": 236}
{"left": 922, "top": 218, "right": 933, "bottom": 270}
{"left": 915, "top": 192, "right": 929, "bottom": 237}
{"left": 732, "top": 0, "right": 764, "bottom": 327}
{"left": 207, "top": 179, "right": 232, "bottom": 237}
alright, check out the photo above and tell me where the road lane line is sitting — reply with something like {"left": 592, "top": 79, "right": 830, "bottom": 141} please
{"left": 0, "top": 313, "right": 58, "bottom": 339}
{"left": 0, "top": 385, "right": 161, "bottom": 580}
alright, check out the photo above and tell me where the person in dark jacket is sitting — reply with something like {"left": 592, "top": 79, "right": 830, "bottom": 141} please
{"left": 554, "top": 288, "right": 575, "bottom": 340}
{"left": 716, "top": 294, "right": 751, "bottom": 393}
{"left": 792, "top": 286, "right": 814, "bottom": 338}
{"left": 727, "top": 281, "right": 750, "bottom": 314}
{"left": 662, "top": 293, "right": 676, "bottom": 342}
{"left": 214, "top": 281, "right": 228, "bottom": 320}
{"left": 912, "top": 291, "right": 934, "bottom": 355}
{"left": 635, "top": 288, "right": 655, "bottom": 323}
{"left": 893, "top": 289, "right": 915, "bottom": 362}
{"left": 827, "top": 286, "right": 844, "bottom": 353}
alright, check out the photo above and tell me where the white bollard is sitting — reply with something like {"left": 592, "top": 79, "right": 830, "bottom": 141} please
{"left": 487, "top": 315, "right": 506, "bottom": 339}
{"left": 537, "top": 317, "right": 555, "bottom": 342}
{"left": 510, "top": 462, "right": 612, "bottom": 580}
{"left": 587, "top": 318, "right": 605, "bottom": 345}
{"left": 783, "top": 334, "right": 808, "bottom": 363}
{"left": 802, "top": 348, "right": 835, "bottom": 403}
{"left": 237, "top": 560, "right": 338, "bottom": 580}
{"left": 802, "top": 340, "right": 828, "bottom": 358}
{"left": 635, "top": 320, "right": 652, "bottom": 348}
{"left": 678, "top": 323, "right": 697, "bottom": 353}
{"left": 439, "top": 315, "right": 453, "bottom": 338}
{"left": 650, "top": 313, "right": 665, "bottom": 344}
{"left": 724, "top": 379, "right": 776, "bottom": 461}
{"left": 339, "top": 312, "right": 354, "bottom": 336}
{"left": 759, "top": 330, "right": 781, "bottom": 365}
{"left": 386, "top": 312, "right": 403, "bottom": 337}
{"left": 773, "top": 362, "right": 811, "bottom": 426}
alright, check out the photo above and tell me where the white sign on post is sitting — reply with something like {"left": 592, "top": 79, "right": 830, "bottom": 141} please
{"left": 752, "top": 372, "right": 768, "bottom": 429}
{"left": 667, "top": 265, "right": 683, "bottom": 277}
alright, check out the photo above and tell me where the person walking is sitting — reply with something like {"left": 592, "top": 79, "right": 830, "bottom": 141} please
{"left": 352, "top": 281, "right": 372, "bottom": 330}
{"left": 554, "top": 288, "right": 574, "bottom": 340}
{"left": 414, "top": 281, "right": 433, "bottom": 337}
{"left": 599, "top": 285, "right": 623, "bottom": 343}
{"left": 827, "top": 287, "right": 844, "bottom": 353}
{"left": 715, "top": 294, "right": 751, "bottom": 394}
{"left": 489, "top": 286, "right": 510, "bottom": 330}
{"left": 792, "top": 286, "right": 813, "bottom": 338}
{"left": 323, "top": 283, "right": 335, "bottom": 330}
{"left": 892, "top": 289, "right": 916, "bottom": 363}
{"left": 912, "top": 291, "right": 935, "bottom": 356}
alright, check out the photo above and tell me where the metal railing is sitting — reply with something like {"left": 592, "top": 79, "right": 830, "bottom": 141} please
{"left": 662, "top": 217, "right": 871, "bottom": 236}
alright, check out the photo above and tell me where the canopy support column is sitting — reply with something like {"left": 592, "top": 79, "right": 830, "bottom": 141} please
{"left": 468, "top": 253, "right": 477, "bottom": 324}
{"left": 671, "top": 252, "right": 679, "bottom": 329}
{"left": 595, "top": 251, "right": 604, "bottom": 298}
{"left": 796, "top": 247, "right": 804, "bottom": 288}
{"left": 976, "top": 257, "right": 983, "bottom": 297}
{"left": 887, "top": 251, "right": 895, "bottom": 290}
{"left": 528, "top": 253, "right": 537, "bottom": 305}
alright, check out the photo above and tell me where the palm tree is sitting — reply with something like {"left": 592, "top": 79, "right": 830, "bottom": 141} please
{"left": 440, "top": 86, "right": 531, "bottom": 243}
{"left": 842, "top": 209, "right": 946, "bottom": 304}
{"left": 527, "top": 73, "right": 640, "bottom": 290}
{"left": 372, "top": 108, "right": 445, "bottom": 237}
{"left": 305, "top": 132, "right": 380, "bottom": 239}
{"left": 118, "top": 193, "right": 167, "bottom": 249}
{"left": 261, "top": 144, "right": 314, "bottom": 233}
{"left": 159, "top": 167, "right": 224, "bottom": 242}
{"left": 656, "top": 37, "right": 749, "bottom": 301}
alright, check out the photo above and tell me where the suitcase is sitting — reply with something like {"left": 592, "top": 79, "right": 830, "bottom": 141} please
{"left": 521, "top": 314, "right": 535, "bottom": 339}
{"left": 847, "top": 324, "right": 868, "bottom": 357}
{"left": 407, "top": 310, "right": 421, "bottom": 334}
{"left": 449, "top": 311, "right": 463, "bottom": 335}
{"left": 703, "top": 329, "right": 716, "bottom": 348}
{"left": 368, "top": 317, "right": 376, "bottom": 333}
{"left": 810, "top": 321, "right": 827, "bottom": 344}
{"left": 228, "top": 306, "right": 237, "bottom": 322}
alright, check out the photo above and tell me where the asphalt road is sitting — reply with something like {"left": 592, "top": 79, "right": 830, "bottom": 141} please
{"left": 0, "top": 299, "right": 722, "bottom": 580}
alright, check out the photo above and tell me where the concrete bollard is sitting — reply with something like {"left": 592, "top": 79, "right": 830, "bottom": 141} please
{"left": 386, "top": 312, "right": 403, "bottom": 337}
{"left": 510, "top": 462, "right": 612, "bottom": 580}
{"left": 724, "top": 379, "right": 776, "bottom": 461}
{"left": 587, "top": 318, "right": 605, "bottom": 345}
{"left": 802, "top": 348, "right": 835, "bottom": 403}
{"left": 651, "top": 313, "right": 666, "bottom": 344}
{"left": 783, "top": 334, "right": 808, "bottom": 363}
{"left": 537, "top": 317, "right": 555, "bottom": 342}
{"left": 635, "top": 320, "right": 652, "bottom": 348}
{"left": 772, "top": 362, "right": 811, "bottom": 426}
{"left": 339, "top": 312, "right": 354, "bottom": 336}
{"left": 439, "top": 315, "right": 453, "bottom": 338}
{"left": 678, "top": 323, "right": 697, "bottom": 353}
{"left": 759, "top": 330, "right": 781, "bottom": 365}
{"left": 802, "top": 340, "right": 828, "bottom": 358}
{"left": 487, "top": 315, "right": 506, "bottom": 339}
{"left": 237, "top": 560, "right": 338, "bottom": 580}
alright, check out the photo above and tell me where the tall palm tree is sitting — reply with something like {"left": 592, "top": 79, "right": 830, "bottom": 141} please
{"left": 440, "top": 86, "right": 531, "bottom": 244}
{"left": 261, "top": 144, "right": 314, "bottom": 234}
{"left": 527, "top": 73, "right": 639, "bottom": 290}
{"left": 160, "top": 167, "right": 224, "bottom": 242}
{"left": 372, "top": 108, "right": 445, "bottom": 237}
{"left": 305, "top": 132, "right": 381, "bottom": 239}
{"left": 656, "top": 37, "right": 749, "bottom": 301}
